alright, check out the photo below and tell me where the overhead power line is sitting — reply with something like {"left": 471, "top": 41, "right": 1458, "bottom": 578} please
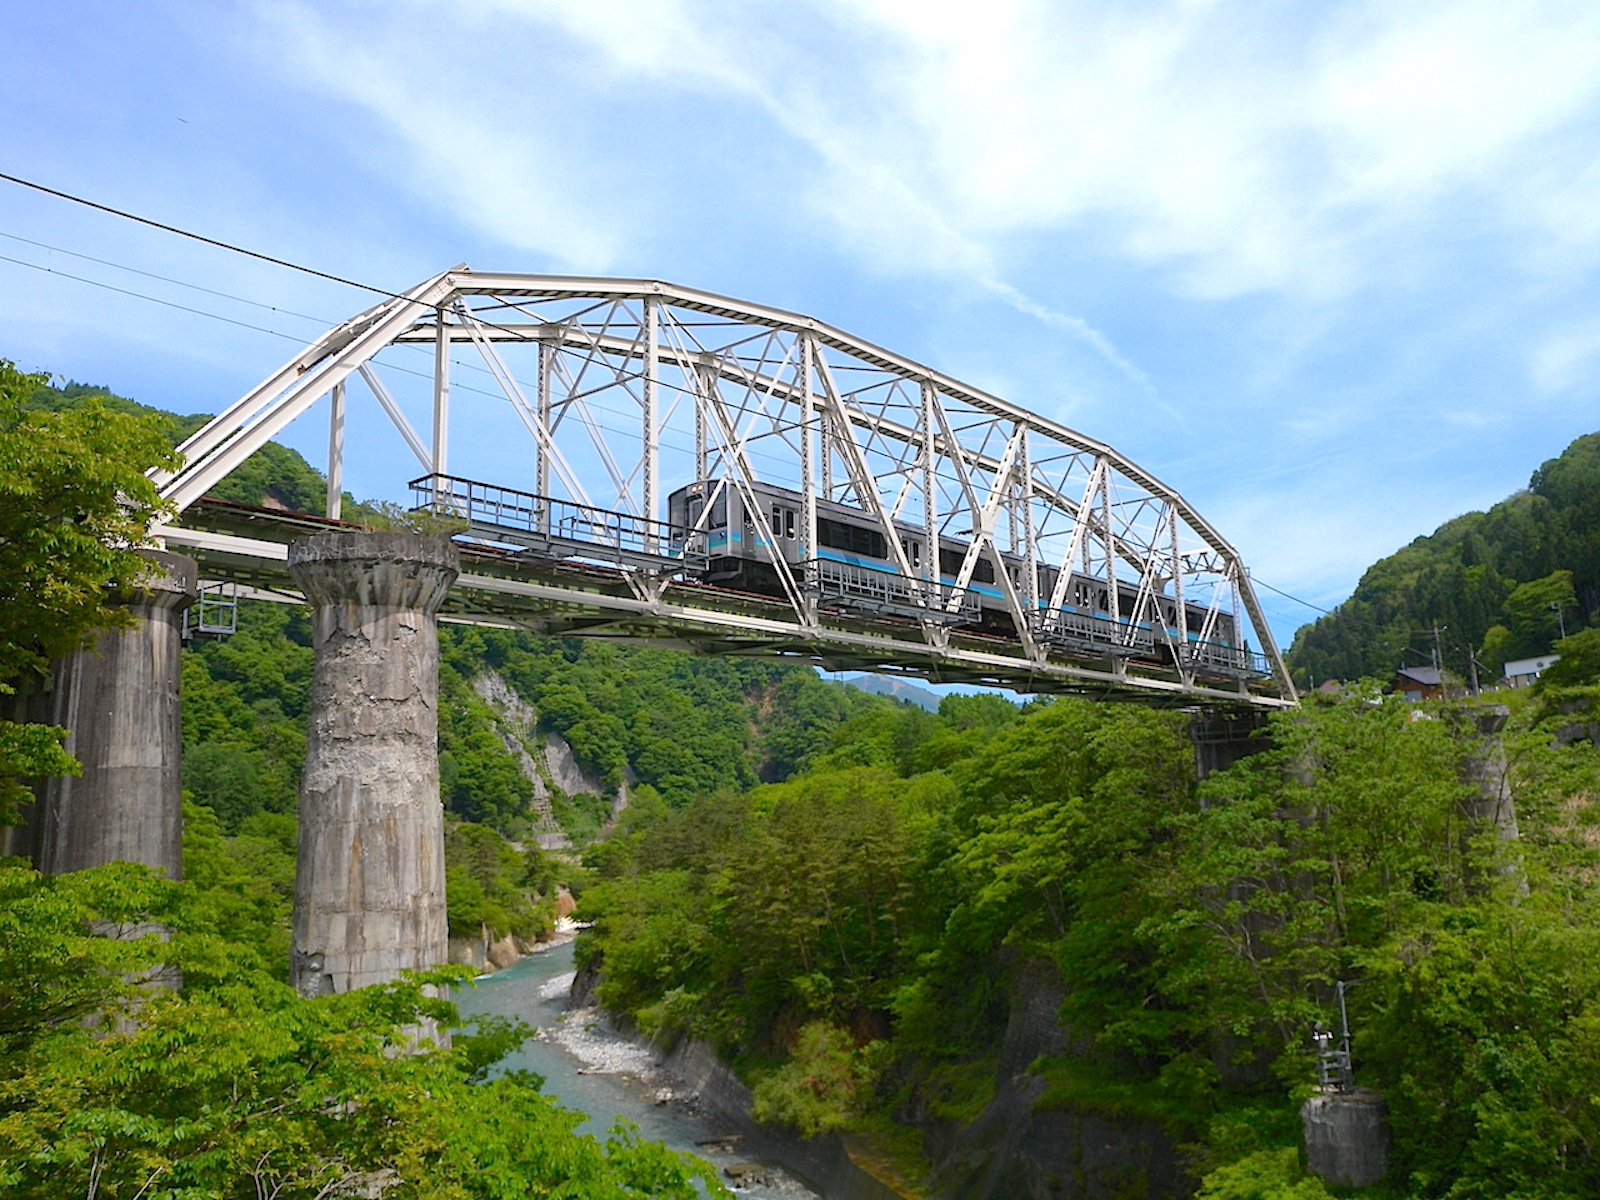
{"left": 0, "top": 252, "right": 310, "bottom": 344}
{"left": 0, "top": 170, "right": 389, "bottom": 296}
{"left": 0, "top": 170, "right": 1363, "bottom": 624}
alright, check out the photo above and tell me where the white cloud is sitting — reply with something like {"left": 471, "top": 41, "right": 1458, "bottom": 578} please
{"left": 1531, "top": 318, "right": 1600, "bottom": 393}
{"left": 238, "top": 0, "right": 1600, "bottom": 515}
{"left": 250, "top": 2, "right": 627, "bottom": 270}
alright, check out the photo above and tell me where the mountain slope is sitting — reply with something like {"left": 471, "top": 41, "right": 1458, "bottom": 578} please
{"left": 1287, "top": 430, "right": 1600, "bottom": 683}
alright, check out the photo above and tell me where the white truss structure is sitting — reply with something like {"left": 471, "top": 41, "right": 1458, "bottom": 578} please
{"left": 151, "top": 268, "right": 1295, "bottom": 707}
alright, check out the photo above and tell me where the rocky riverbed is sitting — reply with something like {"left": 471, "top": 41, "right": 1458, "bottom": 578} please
{"left": 455, "top": 941, "right": 821, "bottom": 1198}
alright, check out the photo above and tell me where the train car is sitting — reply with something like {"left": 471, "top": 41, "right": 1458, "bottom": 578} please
{"left": 667, "top": 478, "right": 1254, "bottom": 675}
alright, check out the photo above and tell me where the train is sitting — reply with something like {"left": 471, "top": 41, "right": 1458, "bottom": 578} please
{"left": 666, "top": 478, "right": 1256, "bottom": 675}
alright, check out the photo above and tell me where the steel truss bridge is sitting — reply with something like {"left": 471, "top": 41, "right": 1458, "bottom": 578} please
{"left": 150, "top": 267, "right": 1296, "bottom": 708}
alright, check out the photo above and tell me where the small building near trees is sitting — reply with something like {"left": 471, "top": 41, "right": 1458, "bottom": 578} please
{"left": 1390, "top": 666, "right": 1444, "bottom": 702}
{"left": 1503, "top": 654, "right": 1560, "bottom": 688}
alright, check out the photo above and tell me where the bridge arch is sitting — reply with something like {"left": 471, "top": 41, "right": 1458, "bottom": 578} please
{"left": 152, "top": 268, "right": 1295, "bottom": 708}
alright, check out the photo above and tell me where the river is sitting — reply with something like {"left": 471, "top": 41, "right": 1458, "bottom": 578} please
{"left": 454, "top": 939, "right": 821, "bottom": 1198}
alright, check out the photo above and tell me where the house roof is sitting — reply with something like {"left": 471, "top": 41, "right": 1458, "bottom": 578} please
{"left": 1504, "top": 654, "right": 1560, "bottom": 676}
{"left": 1394, "top": 666, "right": 1442, "bottom": 687}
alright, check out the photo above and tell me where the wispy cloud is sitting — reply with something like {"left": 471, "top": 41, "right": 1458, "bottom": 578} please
{"left": 253, "top": 0, "right": 1600, "bottom": 391}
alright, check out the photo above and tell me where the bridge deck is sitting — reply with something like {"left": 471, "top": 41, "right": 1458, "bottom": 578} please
{"left": 161, "top": 499, "right": 1292, "bottom": 710}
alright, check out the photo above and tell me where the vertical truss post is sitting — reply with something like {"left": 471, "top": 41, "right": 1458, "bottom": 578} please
{"left": 811, "top": 343, "right": 923, "bottom": 594}
{"left": 1170, "top": 506, "right": 1188, "bottom": 672}
{"left": 921, "top": 382, "right": 937, "bottom": 589}
{"left": 1102, "top": 466, "right": 1121, "bottom": 632}
{"left": 642, "top": 297, "right": 659, "bottom": 554}
{"left": 537, "top": 339, "right": 552, "bottom": 535}
{"left": 1018, "top": 425, "right": 1037, "bottom": 617}
{"left": 798, "top": 335, "right": 817, "bottom": 619}
{"left": 820, "top": 391, "right": 834, "bottom": 502}
{"left": 325, "top": 380, "right": 345, "bottom": 521}
{"left": 432, "top": 306, "right": 450, "bottom": 482}
{"left": 694, "top": 358, "right": 712, "bottom": 482}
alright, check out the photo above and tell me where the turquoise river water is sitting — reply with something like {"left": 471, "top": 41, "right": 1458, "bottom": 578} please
{"left": 453, "top": 939, "right": 820, "bottom": 1198}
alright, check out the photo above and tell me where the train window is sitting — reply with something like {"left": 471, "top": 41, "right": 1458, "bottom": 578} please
{"left": 938, "top": 546, "right": 995, "bottom": 584}
{"left": 785, "top": 509, "right": 796, "bottom": 539}
{"left": 708, "top": 493, "right": 727, "bottom": 528}
{"left": 900, "top": 537, "right": 921, "bottom": 568}
{"left": 818, "top": 516, "right": 887, "bottom": 559}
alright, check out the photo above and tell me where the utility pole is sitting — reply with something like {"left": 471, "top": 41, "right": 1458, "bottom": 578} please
{"left": 1467, "top": 646, "right": 1481, "bottom": 696}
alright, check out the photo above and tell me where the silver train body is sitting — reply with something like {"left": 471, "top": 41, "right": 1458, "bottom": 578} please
{"left": 667, "top": 479, "right": 1250, "bottom": 673}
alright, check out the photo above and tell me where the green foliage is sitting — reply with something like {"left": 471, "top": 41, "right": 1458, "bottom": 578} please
{"left": 444, "top": 821, "right": 555, "bottom": 941}
{"left": 181, "top": 801, "right": 296, "bottom": 975}
{"left": 181, "top": 601, "right": 312, "bottom": 830}
{"left": 468, "top": 631, "right": 886, "bottom": 806}
{"left": 1503, "top": 570, "right": 1578, "bottom": 657}
{"left": 0, "top": 722, "right": 78, "bottom": 819}
{"left": 1195, "top": 1148, "right": 1333, "bottom": 1200}
{"left": 0, "top": 360, "right": 181, "bottom": 820}
{"left": 0, "top": 854, "right": 726, "bottom": 1198}
{"left": 751, "top": 1021, "right": 885, "bottom": 1137}
{"left": 358, "top": 498, "right": 471, "bottom": 537}
{"left": 1288, "top": 430, "right": 1600, "bottom": 683}
{"left": 439, "top": 664, "right": 539, "bottom": 835}
{"left": 577, "top": 683, "right": 1600, "bottom": 1197}
{"left": 1539, "top": 627, "right": 1600, "bottom": 689}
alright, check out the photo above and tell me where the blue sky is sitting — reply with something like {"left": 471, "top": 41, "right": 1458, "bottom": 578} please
{"left": 5, "top": 0, "right": 1600, "bottom": 653}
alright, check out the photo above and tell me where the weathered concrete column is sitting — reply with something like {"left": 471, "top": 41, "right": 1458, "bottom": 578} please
{"left": 287, "top": 531, "right": 458, "bottom": 998}
{"left": 1191, "top": 709, "right": 1273, "bottom": 780}
{"left": 1302, "top": 1087, "right": 1391, "bottom": 1188}
{"left": 31, "top": 550, "right": 197, "bottom": 878}
{"left": 1456, "top": 705, "right": 1520, "bottom": 839}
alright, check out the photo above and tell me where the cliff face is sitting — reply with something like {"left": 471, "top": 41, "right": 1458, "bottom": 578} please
{"left": 660, "top": 1037, "right": 910, "bottom": 1200}
{"left": 586, "top": 952, "right": 1188, "bottom": 1200}
{"left": 470, "top": 670, "right": 629, "bottom": 850}
{"left": 923, "top": 1080, "right": 1186, "bottom": 1200}
{"left": 921, "top": 960, "right": 1188, "bottom": 1200}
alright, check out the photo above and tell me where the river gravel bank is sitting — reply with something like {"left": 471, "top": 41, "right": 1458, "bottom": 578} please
{"left": 535, "top": 988, "right": 819, "bottom": 1197}
{"left": 458, "top": 948, "right": 821, "bottom": 1197}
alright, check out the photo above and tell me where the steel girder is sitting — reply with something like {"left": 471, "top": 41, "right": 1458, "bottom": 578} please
{"left": 151, "top": 268, "right": 1297, "bottom": 707}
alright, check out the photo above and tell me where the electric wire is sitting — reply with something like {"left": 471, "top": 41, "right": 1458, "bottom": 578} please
{"left": 0, "top": 230, "right": 334, "bottom": 325}
{"left": 0, "top": 170, "right": 389, "bottom": 296}
{"left": 0, "top": 252, "right": 311, "bottom": 344}
{"left": 1, "top": 174, "right": 1328, "bottom": 638}
{"left": 0, "top": 241, "right": 794, "bottom": 481}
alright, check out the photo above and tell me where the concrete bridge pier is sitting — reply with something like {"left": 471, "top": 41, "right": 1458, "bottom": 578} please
{"left": 24, "top": 550, "right": 198, "bottom": 878}
{"left": 286, "top": 531, "right": 458, "bottom": 999}
{"left": 1191, "top": 709, "right": 1273, "bottom": 780}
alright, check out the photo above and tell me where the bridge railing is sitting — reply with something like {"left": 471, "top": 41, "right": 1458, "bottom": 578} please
{"left": 803, "top": 559, "right": 982, "bottom": 623}
{"left": 410, "top": 474, "right": 706, "bottom": 572}
{"left": 1034, "top": 610, "right": 1156, "bottom": 657}
{"left": 1183, "top": 639, "right": 1273, "bottom": 679}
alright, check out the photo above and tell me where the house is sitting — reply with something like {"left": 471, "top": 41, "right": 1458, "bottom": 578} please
{"left": 1503, "top": 654, "right": 1560, "bottom": 688}
{"left": 1390, "top": 665, "right": 1444, "bottom": 701}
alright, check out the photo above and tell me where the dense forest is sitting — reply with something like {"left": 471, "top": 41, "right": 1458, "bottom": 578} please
{"left": 9, "top": 363, "right": 1600, "bottom": 1198}
{"left": 578, "top": 676, "right": 1600, "bottom": 1198}
{"left": 1287, "top": 431, "right": 1600, "bottom": 685}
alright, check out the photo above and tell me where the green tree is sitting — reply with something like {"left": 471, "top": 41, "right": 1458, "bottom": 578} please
{"left": 0, "top": 859, "right": 724, "bottom": 1198}
{"left": 0, "top": 360, "right": 180, "bottom": 819}
{"left": 1503, "top": 569, "right": 1577, "bottom": 657}
{"left": 1538, "top": 627, "right": 1600, "bottom": 690}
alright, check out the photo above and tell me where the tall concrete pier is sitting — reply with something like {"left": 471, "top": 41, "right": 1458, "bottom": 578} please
{"left": 287, "top": 531, "right": 458, "bottom": 998}
{"left": 29, "top": 550, "right": 197, "bottom": 878}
